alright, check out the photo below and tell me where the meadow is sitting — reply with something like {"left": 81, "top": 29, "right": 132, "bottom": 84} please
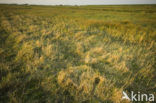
{"left": 0, "top": 4, "right": 156, "bottom": 103}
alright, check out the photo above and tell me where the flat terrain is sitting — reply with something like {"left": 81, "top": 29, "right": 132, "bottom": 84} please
{"left": 0, "top": 4, "right": 156, "bottom": 103}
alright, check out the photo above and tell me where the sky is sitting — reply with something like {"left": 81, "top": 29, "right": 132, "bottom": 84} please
{"left": 0, "top": 0, "right": 156, "bottom": 5}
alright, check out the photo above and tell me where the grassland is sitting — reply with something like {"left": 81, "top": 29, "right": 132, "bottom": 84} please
{"left": 0, "top": 4, "right": 156, "bottom": 103}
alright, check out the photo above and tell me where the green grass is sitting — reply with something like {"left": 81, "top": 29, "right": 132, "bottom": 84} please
{"left": 0, "top": 4, "right": 156, "bottom": 103}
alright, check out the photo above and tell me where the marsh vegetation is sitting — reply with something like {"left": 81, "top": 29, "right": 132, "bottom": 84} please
{"left": 0, "top": 4, "right": 156, "bottom": 103}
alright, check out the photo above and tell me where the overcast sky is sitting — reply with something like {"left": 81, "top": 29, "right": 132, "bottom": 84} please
{"left": 0, "top": 0, "right": 156, "bottom": 5}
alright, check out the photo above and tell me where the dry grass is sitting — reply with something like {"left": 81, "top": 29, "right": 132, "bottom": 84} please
{"left": 0, "top": 4, "right": 156, "bottom": 103}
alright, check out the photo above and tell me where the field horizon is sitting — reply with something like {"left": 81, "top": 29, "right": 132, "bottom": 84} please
{"left": 0, "top": 4, "right": 156, "bottom": 6}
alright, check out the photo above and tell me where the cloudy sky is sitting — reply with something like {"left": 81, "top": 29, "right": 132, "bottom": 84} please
{"left": 0, "top": 0, "right": 156, "bottom": 5}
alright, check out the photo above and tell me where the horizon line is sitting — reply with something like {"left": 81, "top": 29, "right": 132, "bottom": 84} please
{"left": 0, "top": 3, "right": 156, "bottom": 6}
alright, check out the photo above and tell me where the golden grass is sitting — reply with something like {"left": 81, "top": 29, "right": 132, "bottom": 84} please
{"left": 0, "top": 4, "right": 156, "bottom": 103}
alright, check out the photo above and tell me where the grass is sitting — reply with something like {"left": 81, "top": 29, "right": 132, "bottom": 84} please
{"left": 0, "top": 4, "right": 156, "bottom": 103}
